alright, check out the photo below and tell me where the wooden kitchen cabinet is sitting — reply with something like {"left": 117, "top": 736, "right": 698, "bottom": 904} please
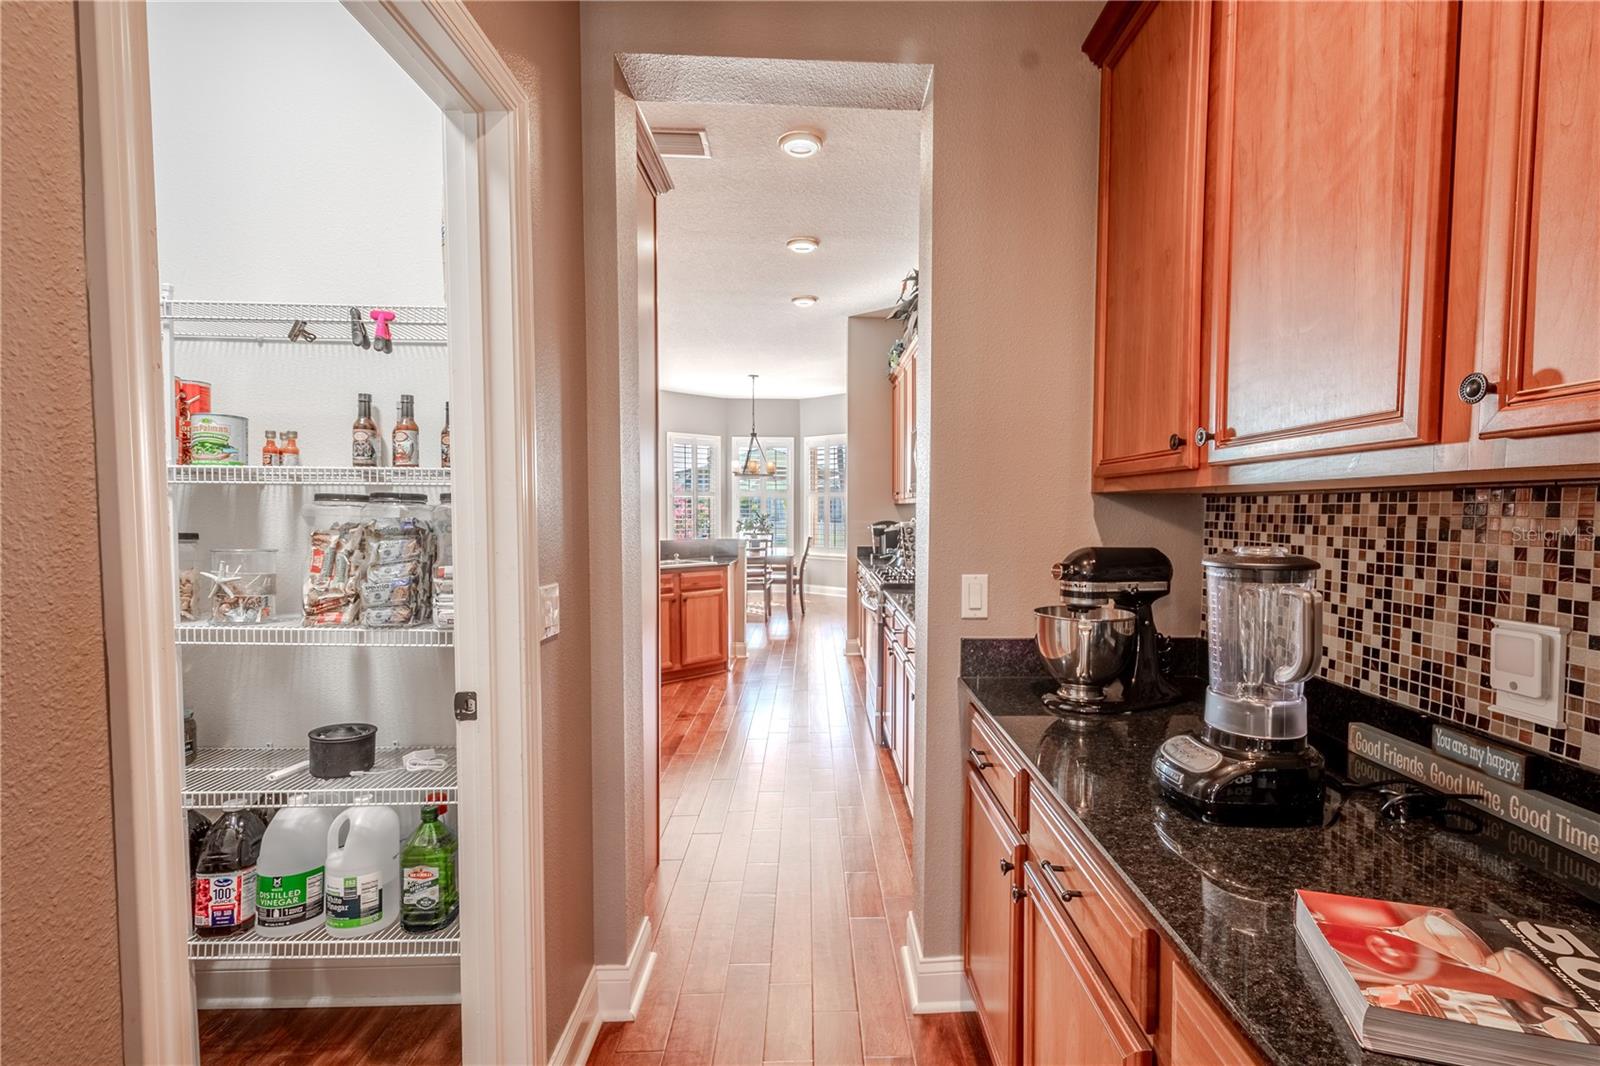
{"left": 660, "top": 567, "right": 729, "bottom": 682}
{"left": 1160, "top": 950, "right": 1264, "bottom": 1066}
{"left": 1021, "top": 863, "right": 1154, "bottom": 1066}
{"left": 1201, "top": 0, "right": 1457, "bottom": 465}
{"left": 965, "top": 766, "right": 1023, "bottom": 1066}
{"left": 1449, "top": 0, "right": 1600, "bottom": 441}
{"left": 890, "top": 339, "right": 917, "bottom": 504}
{"left": 1090, "top": 0, "right": 1210, "bottom": 478}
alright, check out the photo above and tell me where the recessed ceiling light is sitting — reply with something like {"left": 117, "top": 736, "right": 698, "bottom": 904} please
{"left": 786, "top": 236, "right": 820, "bottom": 254}
{"left": 791, "top": 295, "right": 819, "bottom": 308}
{"left": 778, "top": 130, "right": 824, "bottom": 158}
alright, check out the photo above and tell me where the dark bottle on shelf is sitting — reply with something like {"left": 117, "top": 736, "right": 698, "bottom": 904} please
{"left": 393, "top": 394, "right": 419, "bottom": 468}
{"left": 440, "top": 402, "right": 450, "bottom": 469}
{"left": 400, "top": 805, "right": 459, "bottom": 931}
{"left": 352, "top": 393, "right": 379, "bottom": 468}
{"left": 193, "top": 802, "right": 268, "bottom": 937}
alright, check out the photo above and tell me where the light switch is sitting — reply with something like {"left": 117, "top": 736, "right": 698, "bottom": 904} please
{"left": 540, "top": 582, "right": 560, "bottom": 641}
{"left": 961, "top": 574, "right": 988, "bottom": 619}
{"left": 1488, "top": 619, "right": 1564, "bottom": 726}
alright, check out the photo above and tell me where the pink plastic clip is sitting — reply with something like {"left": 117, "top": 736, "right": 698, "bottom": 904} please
{"left": 369, "top": 309, "right": 396, "bottom": 340}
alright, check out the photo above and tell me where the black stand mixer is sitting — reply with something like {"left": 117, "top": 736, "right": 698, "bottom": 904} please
{"left": 1036, "top": 547, "right": 1181, "bottom": 712}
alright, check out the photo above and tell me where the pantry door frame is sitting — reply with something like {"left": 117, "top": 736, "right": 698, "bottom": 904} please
{"left": 78, "top": 2, "right": 548, "bottom": 1063}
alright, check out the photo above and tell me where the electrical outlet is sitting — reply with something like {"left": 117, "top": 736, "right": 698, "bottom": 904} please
{"left": 961, "top": 574, "right": 988, "bottom": 619}
{"left": 540, "top": 583, "right": 560, "bottom": 640}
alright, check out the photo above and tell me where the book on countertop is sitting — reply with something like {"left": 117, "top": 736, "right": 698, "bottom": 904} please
{"left": 1295, "top": 889, "right": 1600, "bottom": 1066}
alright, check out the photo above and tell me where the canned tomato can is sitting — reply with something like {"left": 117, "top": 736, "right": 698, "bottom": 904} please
{"left": 174, "top": 377, "right": 212, "bottom": 458}
{"left": 188, "top": 413, "right": 249, "bottom": 466}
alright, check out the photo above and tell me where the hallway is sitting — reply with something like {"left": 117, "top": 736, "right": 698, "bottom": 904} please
{"left": 589, "top": 598, "right": 988, "bottom": 1065}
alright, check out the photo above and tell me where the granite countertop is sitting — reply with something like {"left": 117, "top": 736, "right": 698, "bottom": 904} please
{"left": 961, "top": 673, "right": 1600, "bottom": 1066}
{"left": 659, "top": 557, "right": 735, "bottom": 573}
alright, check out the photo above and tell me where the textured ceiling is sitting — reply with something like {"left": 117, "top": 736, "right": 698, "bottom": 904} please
{"left": 620, "top": 53, "right": 932, "bottom": 110}
{"left": 644, "top": 100, "right": 920, "bottom": 398}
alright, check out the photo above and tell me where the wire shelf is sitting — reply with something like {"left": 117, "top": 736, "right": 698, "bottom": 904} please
{"left": 183, "top": 746, "right": 457, "bottom": 810}
{"left": 189, "top": 919, "right": 460, "bottom": 960}
{"left": 177, "top": 620, "right": 454, "bottom": 647}
{"left": 169, "top": 464, "right": 451, "bottom": 487}
{"left": 163, "top": 300, "right": 448, "bottom": 348}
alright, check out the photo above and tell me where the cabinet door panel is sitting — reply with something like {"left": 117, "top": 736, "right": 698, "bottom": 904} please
{"left": 964, "top": 768, "right": 1021, "bottom": 1066}
{"left": 678, "top": 586, "right": 727, "bottom": 668}
{"left": 1206, "top": 0, "right": 1455, "bottom": 463}
{"left": 1473, "top": 0, "right": 1600, "bottom": 437}
{"left": 1021, "top": 865, "right": 1153, "bottom": 1066}
{"left": 659, "top": 591, "right": 679, "bottom": 674}
{"left": 1093, "top": 0, "right": 1210, "bottom": 477}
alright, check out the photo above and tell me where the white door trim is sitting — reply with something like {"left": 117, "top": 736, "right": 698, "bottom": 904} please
{"left": 79, "top": 2, "right": 546, "bottom": 1062}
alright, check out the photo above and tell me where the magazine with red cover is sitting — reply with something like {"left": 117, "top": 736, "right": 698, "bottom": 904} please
{"left": 1296, "top": 890, "right": 1600, "bottom": 1064}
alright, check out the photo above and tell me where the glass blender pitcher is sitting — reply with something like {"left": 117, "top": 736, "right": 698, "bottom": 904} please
{"left": 1204, "top": 546, "right": 1324, "bottom": 739}
{"left": 1152, "top": 546, "right": 1327, "bottom": 826}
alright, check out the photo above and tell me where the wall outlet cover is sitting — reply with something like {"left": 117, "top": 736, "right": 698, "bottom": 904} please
{"left": 540, "top": 582, "right": 560, "bottom": 641}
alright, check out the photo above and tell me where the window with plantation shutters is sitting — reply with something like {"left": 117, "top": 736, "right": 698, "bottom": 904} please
{"left": 806, "top": 435, "right": 847, "bottom": 556}
{"left": 665, "top": 433, "right": 720, "bottom": 540}
{"left": 731, "top": 437, "right": 793, "bottom": 551}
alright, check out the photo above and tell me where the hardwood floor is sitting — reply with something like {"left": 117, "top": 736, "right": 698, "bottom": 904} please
{"left": 199, "top": 1004, "right": 460, "bottom": 1064}
{"left": 590, "top": 597, "right": 991, "bottom": 1066}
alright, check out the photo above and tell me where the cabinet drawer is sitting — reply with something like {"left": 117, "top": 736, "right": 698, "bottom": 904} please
{"left": 659, "top": 574, "right": 678, "bottom": 594}
{"left": 1028, "top": 781, "right": 1157, "bottom": 1031}
{"left": 678, "top": 568, "right": 726, "bottom": 592}
{"left": 969, "top": 710, "right": 1028, "bottom": 834}
{"left": 1164, "top": 951, "right": 1262, "bottom": 1066}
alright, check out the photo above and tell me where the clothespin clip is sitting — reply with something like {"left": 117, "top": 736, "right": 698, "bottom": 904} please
{"left": 288, "top": 320, "right": 318, "bottom": 343}
{"left": 370, "top": 309, "right": 396, "bottom": 353}
{"left": 349, "top": 307, "right": 371, "bottom": 349}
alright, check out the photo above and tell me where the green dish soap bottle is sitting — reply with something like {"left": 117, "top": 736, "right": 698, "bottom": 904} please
{"left": 400, "top": 805, "right": 458, "bottom": 931}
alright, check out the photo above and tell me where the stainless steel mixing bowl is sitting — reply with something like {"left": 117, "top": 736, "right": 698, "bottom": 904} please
{"left": 1034, "top": 604, "right": 1136, "bottom": 704}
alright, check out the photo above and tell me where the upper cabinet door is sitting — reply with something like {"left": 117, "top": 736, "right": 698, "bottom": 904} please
{"left": 1465, "top": 1, "right": 1600, "bottom": 438}
{"left": 1091, "top": 2, "right": 1211, "bottom": 478}
{"left": 1203, "top": 1, "right": 1458, "bottom": 464}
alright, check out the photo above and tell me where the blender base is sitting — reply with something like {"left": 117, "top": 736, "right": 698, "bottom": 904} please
{"left": 1152, "top": 726, "right": 1325, "bottom": 827}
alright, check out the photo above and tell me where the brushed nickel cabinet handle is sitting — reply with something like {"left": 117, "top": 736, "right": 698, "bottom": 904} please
{"left": 968, "top": 747, "right": 994, "bottom": 771}
{"left": 1040, "top": 860, "right": 1083, "bottom": 903}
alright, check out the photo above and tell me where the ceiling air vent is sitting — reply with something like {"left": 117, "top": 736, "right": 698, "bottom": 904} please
{"left": 652, "top": 128, "right": 711, "bottom": 159}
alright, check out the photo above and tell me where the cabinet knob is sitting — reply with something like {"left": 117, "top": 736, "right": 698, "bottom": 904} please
{"left": 999, "top": 858, "right": 1015, "bottom": 876}
{"left": 1167, "top": 433, "right": 1184, "bottom": 451}
{"left": 1459, "top": 372, "right": 1496, "bottom": 405}
{"left": 1011, "top": 885, "right": 1025, "bottom": 903}
{"left": 1193, "top": 427, "right": 1215, "bottom": 447}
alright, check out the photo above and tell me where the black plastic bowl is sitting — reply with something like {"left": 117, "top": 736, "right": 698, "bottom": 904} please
{"left": 307, "top": 722, "right": 377, "bottom": 779}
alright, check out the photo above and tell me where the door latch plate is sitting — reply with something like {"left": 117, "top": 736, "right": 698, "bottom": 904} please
{"left": 454, "top": 691, "right": 479, "bottom": 722}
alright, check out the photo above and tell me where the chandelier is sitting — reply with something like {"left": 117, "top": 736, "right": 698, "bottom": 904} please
{"left": 738, "top": 373, "right": 777, "bottom": 477}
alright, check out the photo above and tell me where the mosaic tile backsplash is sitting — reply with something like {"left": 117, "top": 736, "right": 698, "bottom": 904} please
{"left": 1203, "top": 483, "right": 1599, "bottom": 769}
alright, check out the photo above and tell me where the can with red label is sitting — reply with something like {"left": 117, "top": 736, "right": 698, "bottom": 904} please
{"left": 174, "top": 378, "right": 212, "bottom": 463}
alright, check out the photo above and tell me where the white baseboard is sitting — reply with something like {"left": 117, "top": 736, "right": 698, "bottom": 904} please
{"left": 549, "top": 917, "right": 655, "bottom": 1066}
{"left": 597, "top": 917, "right": 656, "bottom": 1020}
{"left": 845, "top": 638, "right": 861, "bottom": 656}
{"left": 195, "top": 957, "right": 460, "bottom": 1009}
{"left": 899, "top": 912, "right": 975, "bottom": 1014}
{"left": 807, "top": 584, "right": 846, "bottom": 598}
{"left": 733, "top": 640, "right": 747, "bottom": 658}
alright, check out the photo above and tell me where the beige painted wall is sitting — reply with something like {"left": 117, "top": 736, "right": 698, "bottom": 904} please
{"left": 466, "top": 1, "right": 597, "bottom": 1048}
{"left": 579, "top": 1, "right": 1205, "bottom": 962}
{"left": 846, "top": 314, "right": 913, "bottom": 646}
{"left": 1, "top": 3, "right": 126, "bottom": 1062}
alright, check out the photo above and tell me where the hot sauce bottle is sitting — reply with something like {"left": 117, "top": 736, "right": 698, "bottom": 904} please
{"left": 352, "top": 393, "right": 379, "bottom": 467}
{"left": 392, "top": 394, "right": 419, "bottom": 468}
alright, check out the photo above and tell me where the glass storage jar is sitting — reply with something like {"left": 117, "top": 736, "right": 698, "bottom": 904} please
{"left": 361, "top": 492, "right": 433, "bottom": 628}
{"left": 177, "top": 532, "right": 200, "bottom": 621}
{"left": 207, "top": 548, "right": 278, "bottom": 624}
{"left": 301, "top": 493, "right": 370, "bottom": 626}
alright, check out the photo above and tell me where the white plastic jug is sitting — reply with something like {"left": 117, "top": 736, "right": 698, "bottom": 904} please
{"left": 324, "top": 806, "right": 400, "bottom": 936}
{"left": 256, "top": 804, "right": 334, "bottom": 937}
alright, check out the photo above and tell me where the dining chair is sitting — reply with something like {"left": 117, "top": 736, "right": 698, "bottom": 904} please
{"left": 744, "top": 537, "right": 773, "bottom": 620}
{"left": 774, "top": 535, "right": 813, "bottom": 617}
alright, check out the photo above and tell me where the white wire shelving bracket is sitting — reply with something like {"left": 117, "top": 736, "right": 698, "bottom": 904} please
{"left": 183, "top": 746, "right": 457, "bottom": 810}
{"left": 188, "top": 920, "right": 460, "bottom": 960}
{"left": 162, "top": 298, "right": 448, "bottom": 349}
{"left": 176, "top": 620, "right": 454, "bottom": 647}
{"left": 169, "top": 464, "right": 451, "bottom": 487}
